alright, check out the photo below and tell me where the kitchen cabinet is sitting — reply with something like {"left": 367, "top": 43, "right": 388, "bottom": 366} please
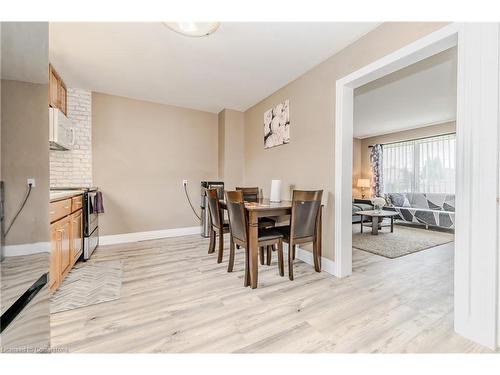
{"left": 49, "top": 66, "right": 59, "bottom": 109}
{"left": 49, "top": 197, "right": 71, "bottom": 223}
{"left": 59, "top": 217, "right": 72, "bottom": 277}
{"left": 59, "top": 83, "right": 67, "bottom": 115}
{"left": 49, "top": 223, "right": 60, "bottom": 291}
{"left": 48, "top": 64, "right": 67, "bottom": 115}
{"left": 49, "top": 194, "right": 83, "bottom": 292}
{"left": 71, "top": 210, "right": 83, "bottom": 263}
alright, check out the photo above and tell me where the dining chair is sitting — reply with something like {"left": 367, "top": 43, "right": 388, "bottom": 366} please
{"left": 235, "top": 186, "right": 259, "bottom": 202}
{"left": 235, "top": 186, "right": 276, "bottom": 265}
{"left": 225, "top": 190, "right": 284, "bottom": 284}
{"left": 276, "top": 190, "right": 323, "bottom": 281}
{"left": 206, "top": 188, "right": 229, "bottom": 263}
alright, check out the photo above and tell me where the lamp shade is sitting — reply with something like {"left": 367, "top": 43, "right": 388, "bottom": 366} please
{"left": 357, "top": 179, "right": 370, "bottom": 188}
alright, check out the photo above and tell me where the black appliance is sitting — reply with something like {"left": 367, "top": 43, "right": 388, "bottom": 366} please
{"left": 83, "top": 188, "right": 99, "bottom": 260}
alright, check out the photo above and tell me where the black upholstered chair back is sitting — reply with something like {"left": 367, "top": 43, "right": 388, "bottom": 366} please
{"left": 290, "top": 190, "right": 323, "bottom": 239}
{"left": 235, "top": 187, "right": 259, "bottom": 202}
{"left": 225, "top": 190, "right": 248, "bottom": 243}
{"left": 206, "top": 188, "right": 223, "bottom": 229}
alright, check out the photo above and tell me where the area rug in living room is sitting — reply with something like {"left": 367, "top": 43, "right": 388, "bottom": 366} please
{"left": 352, "top": 224, "right": 454, "bottom": 259}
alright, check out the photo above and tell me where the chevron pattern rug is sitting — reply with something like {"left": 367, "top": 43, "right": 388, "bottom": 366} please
{"left": 51, "top": 260, "right": 123, "bottom": 314}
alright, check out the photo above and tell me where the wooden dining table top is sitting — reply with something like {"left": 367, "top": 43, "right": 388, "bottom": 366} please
{"left": 219, "top": 198, "right": 292, "bottom": 211}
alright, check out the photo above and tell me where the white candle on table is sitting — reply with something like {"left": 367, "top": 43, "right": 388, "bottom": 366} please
{"left": 270, "top": 180, "right": 282, "bottom": 203}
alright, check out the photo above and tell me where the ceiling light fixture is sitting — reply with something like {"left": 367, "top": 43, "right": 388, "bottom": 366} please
{"left": 163, "top": 22, "right": 220, "bottom": 37}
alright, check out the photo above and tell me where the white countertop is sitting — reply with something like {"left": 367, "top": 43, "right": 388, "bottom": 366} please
{"left": 50, "top": 190, "right": 85, "bottom": 202}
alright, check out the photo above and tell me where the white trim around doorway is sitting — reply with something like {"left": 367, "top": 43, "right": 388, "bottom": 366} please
{"left": 334, "top": 23, "right": 499, "bottom": 349}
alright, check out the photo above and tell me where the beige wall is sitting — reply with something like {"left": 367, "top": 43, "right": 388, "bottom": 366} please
{"left": 243, "top": 22, "right": 448, "bottom": 261}
{"left": 218, "top": 109, "right": 245, "bottom": 189}
{"left": 360, "top": 121, "right": 456, "bottom": 182}
{"left": 352, "top": 138, "right": 362, "bottom": 198}
{"left": 92, "top": 93, "right": 218, "bottom": 236}
{"left": 218, "top": 110, "right": 225, "bottom": 182}
{"left": 1, "top": 80, "right": 49, "bottom": 246}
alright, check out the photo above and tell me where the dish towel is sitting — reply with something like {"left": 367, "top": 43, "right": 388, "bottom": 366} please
{"left": 94, "top": 191, "right": 105, "bottom": 214}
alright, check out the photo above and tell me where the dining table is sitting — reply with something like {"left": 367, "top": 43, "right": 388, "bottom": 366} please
{"left": 220, "top": 198, "right": 322, "bottom": 289}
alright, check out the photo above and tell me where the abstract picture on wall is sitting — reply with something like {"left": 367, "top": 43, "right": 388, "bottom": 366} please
{"left": 264, "top": 99, "right": 290, "bottom": 149}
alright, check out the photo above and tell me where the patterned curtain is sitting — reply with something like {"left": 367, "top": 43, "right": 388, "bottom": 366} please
{"left": 370, "top": 144, "right": 383, "bottom": 197}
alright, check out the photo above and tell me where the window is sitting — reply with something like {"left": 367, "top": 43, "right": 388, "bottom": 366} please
{"left": 382, "top": 133, "right": 456, "bottom": 194}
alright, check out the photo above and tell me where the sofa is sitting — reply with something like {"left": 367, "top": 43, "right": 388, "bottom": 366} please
{"left": 385, "top": 192, "right": 455, "bottom": 229}
{"left": 352, "top": 199, "right": 374, "bottom": 223}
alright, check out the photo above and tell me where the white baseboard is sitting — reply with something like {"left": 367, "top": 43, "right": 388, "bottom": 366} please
{"left": 283, "top": 243, "right": 336, "bottom": 276}
{"left": 99, "top": 226, "right": 201, "bottom": 246}
{"left": 2, "top": 242, "right": 50, "bottom": 257}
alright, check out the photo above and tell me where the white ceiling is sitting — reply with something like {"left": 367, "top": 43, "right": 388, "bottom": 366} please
{"left": 353, "top": 47, "right": 457, "bottom": 138}
{"left": 1, "top": 22, "right": 48, "bottom": 83}
{"left": 49, "top": 22, "right": 379, "bottom": 113}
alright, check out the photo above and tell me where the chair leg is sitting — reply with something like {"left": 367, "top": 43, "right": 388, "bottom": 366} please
{"left": 244, "top": 246, "right": 250, "bottom": 287}
{"left": 217, "top": 229, "right": 224, "bottom": 263}
{"left": 228, "top": 236, "right": 235, "bottom": 272}
{"left": 277, "top": 240, "right": 284, "bottom": 277}
{"left": 259, "top": 247, "right": 265, "bottom": 265}
{"left": 266, "top": 246, "right": 272, "bottom": 265}
{"left": 313, "top": 238, "right": 320, "bottom": 272}
{"left": 288, "top": 242, "right": 294, "bottom": 281}
{"left": 208, "top": 229, "right": 215, "bottom": 254}
{"left": 292, "top": 244, "right": 296, "bottom": 260}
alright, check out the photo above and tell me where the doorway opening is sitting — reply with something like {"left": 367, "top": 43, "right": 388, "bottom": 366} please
{"left": 334, "top": 24, "right": 499, "bottom": 349}
{"left": 351, "top": 46, "right": 456, "bottom": 263}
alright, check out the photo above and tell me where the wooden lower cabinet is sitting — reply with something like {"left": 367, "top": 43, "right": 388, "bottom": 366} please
{"left": 49, "top": 198, "right": 84, "bottom": 292}
{"left": 49, "top": 223, "right": 60, "bottom": 291}
{"left": 59, "top": 217, "right": 72, "bottom": 277}
{"left": 71, "top": 210, "right": 83, "bottom": 263}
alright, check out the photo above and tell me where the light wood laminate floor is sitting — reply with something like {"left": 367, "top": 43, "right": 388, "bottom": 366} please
{"left": 50, "top": 234, "right": 494, "bottom": 353}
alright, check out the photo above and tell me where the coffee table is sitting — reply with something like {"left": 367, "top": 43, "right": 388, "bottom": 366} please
{"left": 355, "top": 210, "right": 399, "bottom": 235}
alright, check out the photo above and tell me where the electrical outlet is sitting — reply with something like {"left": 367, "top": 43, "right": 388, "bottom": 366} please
{"left": 27, "top": 178, "right": 36, "bottom": 187}
{"left": 182, "top": 179, "right": 188, "bottom": 186}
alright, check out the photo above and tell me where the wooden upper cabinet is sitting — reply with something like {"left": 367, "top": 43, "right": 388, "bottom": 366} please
{"left": 49, "top": 64, "right": 67, "bottom": 115}
{"left": 59, "top": 82, "right": 67, "bottom": 115}
{"left": 49, "top": 66, "right": 59, "bottom": 108}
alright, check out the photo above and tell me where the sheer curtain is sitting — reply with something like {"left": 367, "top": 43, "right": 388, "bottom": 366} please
{"left": 382, "top": 133, "right": 456, "bottom": 194}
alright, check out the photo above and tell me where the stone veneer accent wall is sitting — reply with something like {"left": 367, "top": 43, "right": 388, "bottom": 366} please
{"left": 50, "top": 88, "right": 92, "bottom": 187}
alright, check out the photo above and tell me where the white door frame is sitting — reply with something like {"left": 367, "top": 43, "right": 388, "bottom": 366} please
{"left": 334, "top": 23, "right": 499, "bottom": 349}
